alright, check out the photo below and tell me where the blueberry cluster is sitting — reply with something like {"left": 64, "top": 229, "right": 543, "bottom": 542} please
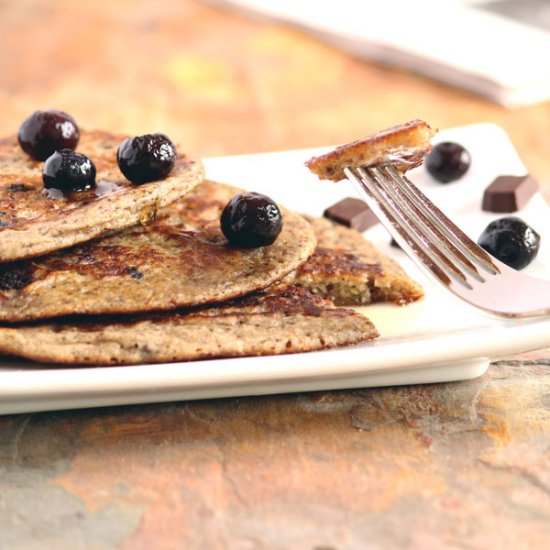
{"left": 18, "top": 109, "right": 283, "bottom": 249}
{"left": 18, "top": 110, "right": 177, "bottom": 194}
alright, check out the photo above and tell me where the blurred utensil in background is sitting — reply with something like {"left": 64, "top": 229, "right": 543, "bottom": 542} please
{"left": 205, "top": 0, "right": 550, "bottom": 107}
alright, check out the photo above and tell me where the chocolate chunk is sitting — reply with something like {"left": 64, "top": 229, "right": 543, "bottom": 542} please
{"left": 390, "top": 237, "right": 401, "bottom": 249}
{"left": 323, "top": 197, "right": 378, "bottom": 232}
{"left": 482, "top": 175, "right": 539, "bottom": 213}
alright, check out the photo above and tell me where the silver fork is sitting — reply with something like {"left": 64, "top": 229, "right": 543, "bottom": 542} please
{"left": 344, "top": 164, "right": 550, "bottom": 318}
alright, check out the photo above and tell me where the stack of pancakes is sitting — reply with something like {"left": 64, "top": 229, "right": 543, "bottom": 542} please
{"left": 0, "top": 125, "right": 426, "bottom": 365}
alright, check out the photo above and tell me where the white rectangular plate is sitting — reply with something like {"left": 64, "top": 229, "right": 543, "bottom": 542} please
{"left": 2, "top": 123, "right": 550, "bottom": 414}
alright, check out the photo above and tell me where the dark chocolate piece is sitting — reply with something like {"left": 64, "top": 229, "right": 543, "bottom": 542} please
{"left": 482, "top": 174, "right": 539, "bottom": 213}
{"left": 323, "top": 197, "right": 379, "bottom": 232}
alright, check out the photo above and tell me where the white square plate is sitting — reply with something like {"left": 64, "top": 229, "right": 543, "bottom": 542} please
{"left": 2, "top": 123, "right": 549, "bottom": 415}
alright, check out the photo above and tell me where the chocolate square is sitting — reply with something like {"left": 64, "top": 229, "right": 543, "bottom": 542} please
{"left": 482, "top": 174, "right": 539, "bottom": 213}
{"left": 323, "top": 197, "right": 379, "bottom": 232}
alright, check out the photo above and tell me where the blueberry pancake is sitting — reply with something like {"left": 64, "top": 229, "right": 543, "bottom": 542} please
{"left": 0, "top": 286, "right": 377, "bottom": 365}
{"left": 0, "top": 180, "right": 316, "bottom": 321}
{"left": 0, "top": 129, "right": 204, "bottom": 262}
{"left": 305, "top": 119, "right": 435, "bottom": 182}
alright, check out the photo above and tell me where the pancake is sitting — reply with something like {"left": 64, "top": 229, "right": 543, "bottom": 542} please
{"left": 0, "top": 180, "right": 316, "bottom": 321}
{"left": 287, "top": 216, "right": 424, "bottom": 305}
{"left": 0, "top": 286, "right": 378, "bottom": 365}
{"left": 0, "top": 129, "right": 204, "bottom": 262}
{"left": 305, "top": 120, "right": 435, "bottom": 182}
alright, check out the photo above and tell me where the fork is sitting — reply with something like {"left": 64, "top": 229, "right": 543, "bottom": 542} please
{"left": 344, "top": 164, "right": 550, "bottom": 318}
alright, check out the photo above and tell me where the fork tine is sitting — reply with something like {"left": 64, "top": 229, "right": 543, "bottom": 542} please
{"left": 367, "top": 166, "right": 490, "bottom": 282}
{"left": 344, "top": 163, "right": 550, "bottom": 319}
{"left": 346, "top": 164, "right": 506, "bottom": 291}
{"left": 369, "top": 168, "right": 490, "bottom": 282}
{"left": 380, "top": 165, "right": 499, "bottom": 275}
{"left": 345, "top": 166, "right": 470, "bottom": 288}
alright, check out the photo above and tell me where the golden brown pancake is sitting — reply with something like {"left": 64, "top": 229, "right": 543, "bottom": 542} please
{"left": 0, "top": 286, "right": 378, "bottom": 365}
{"left": 0, "top": 180, "right": 316, "bottom": 321}
{"left": 305, "top": 119, "right": 435, "bottom": 182}
{"left": 0, "top": 129, "right": 204, "bottom": 262}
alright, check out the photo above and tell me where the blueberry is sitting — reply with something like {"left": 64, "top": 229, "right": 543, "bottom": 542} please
{"left": 425, "top": 142, "right": 471, "bottom": 183}
{"left": 117, "top": 133, "right": 176, "bottom": 184}
{"left": 0, "top": 263, "right": 33, "bottom": 291}
{"left": 478, "top": 216, "right": 540, "bottom": 270}
{"left": 18, "top": 110, "right": 79, "bottom": 161}
{"left": 220, "top": 193, "right": 283, "bottom": 247}
{"left": 42, "top": 149, "right": 96, "bottom": 193}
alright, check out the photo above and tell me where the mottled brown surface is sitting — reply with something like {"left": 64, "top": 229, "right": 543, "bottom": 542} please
{"left": 0, "top": 0, "right": 549, "bottom": 548}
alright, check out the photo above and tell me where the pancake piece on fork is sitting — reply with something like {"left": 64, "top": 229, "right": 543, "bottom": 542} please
{"left": 300, "top": 120, "right": 434, "bottom": 304}
{"left": 305, "top": 119, "right": 435, "bottom": 182}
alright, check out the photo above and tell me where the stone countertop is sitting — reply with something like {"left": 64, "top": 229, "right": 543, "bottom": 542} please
{"left": 1, "top": 361, "right": 549, "bottom": 548}
{"left": 0, "top": 1, "right": 549, "bottom": 548}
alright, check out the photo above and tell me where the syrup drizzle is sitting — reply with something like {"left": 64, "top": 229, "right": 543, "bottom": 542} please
{"left": 41, "top": 179, "right": 126, "bottom": 202}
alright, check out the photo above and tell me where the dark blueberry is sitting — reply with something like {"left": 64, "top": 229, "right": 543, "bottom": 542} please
{"left": 9, "top": 183, "right": 32, "bottom": 192}
{"left": 117, "top": 133, "right": 176, "bottom": 184}
{"left": 42, "top": 149, "right": 96, "bottom": 193}
{"left": 125, "top": 266, "right": 144, "bottom": 280}
{"left": 220, "top": 192, "right": 283, "bottom": 247}
{"left": 425, "top": 142, "right": 471, "bottom": 183}
{"left": 18, "top": 110, "right": 79, "bottom": 161}
{"left": 0, "top": 263, "right": 33, "bottom": 291}
{"left": 478, "top": 216, "right": 540, "bottom": 270}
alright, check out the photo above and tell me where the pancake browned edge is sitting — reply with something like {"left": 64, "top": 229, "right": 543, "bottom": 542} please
{"left": 305, "top": 120, "right": 436, "bottom": 182}
{"left": 286, "top": 216, "right": 423, "bottom": 305}
{"left": 0, "top": 180, "right": 316, "bottom": 321}
{"left": 0, "top": 286, "right": 378, "bottom": 365}
{"left": 0, "top": 130, "right": 205, "bottom": 262}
